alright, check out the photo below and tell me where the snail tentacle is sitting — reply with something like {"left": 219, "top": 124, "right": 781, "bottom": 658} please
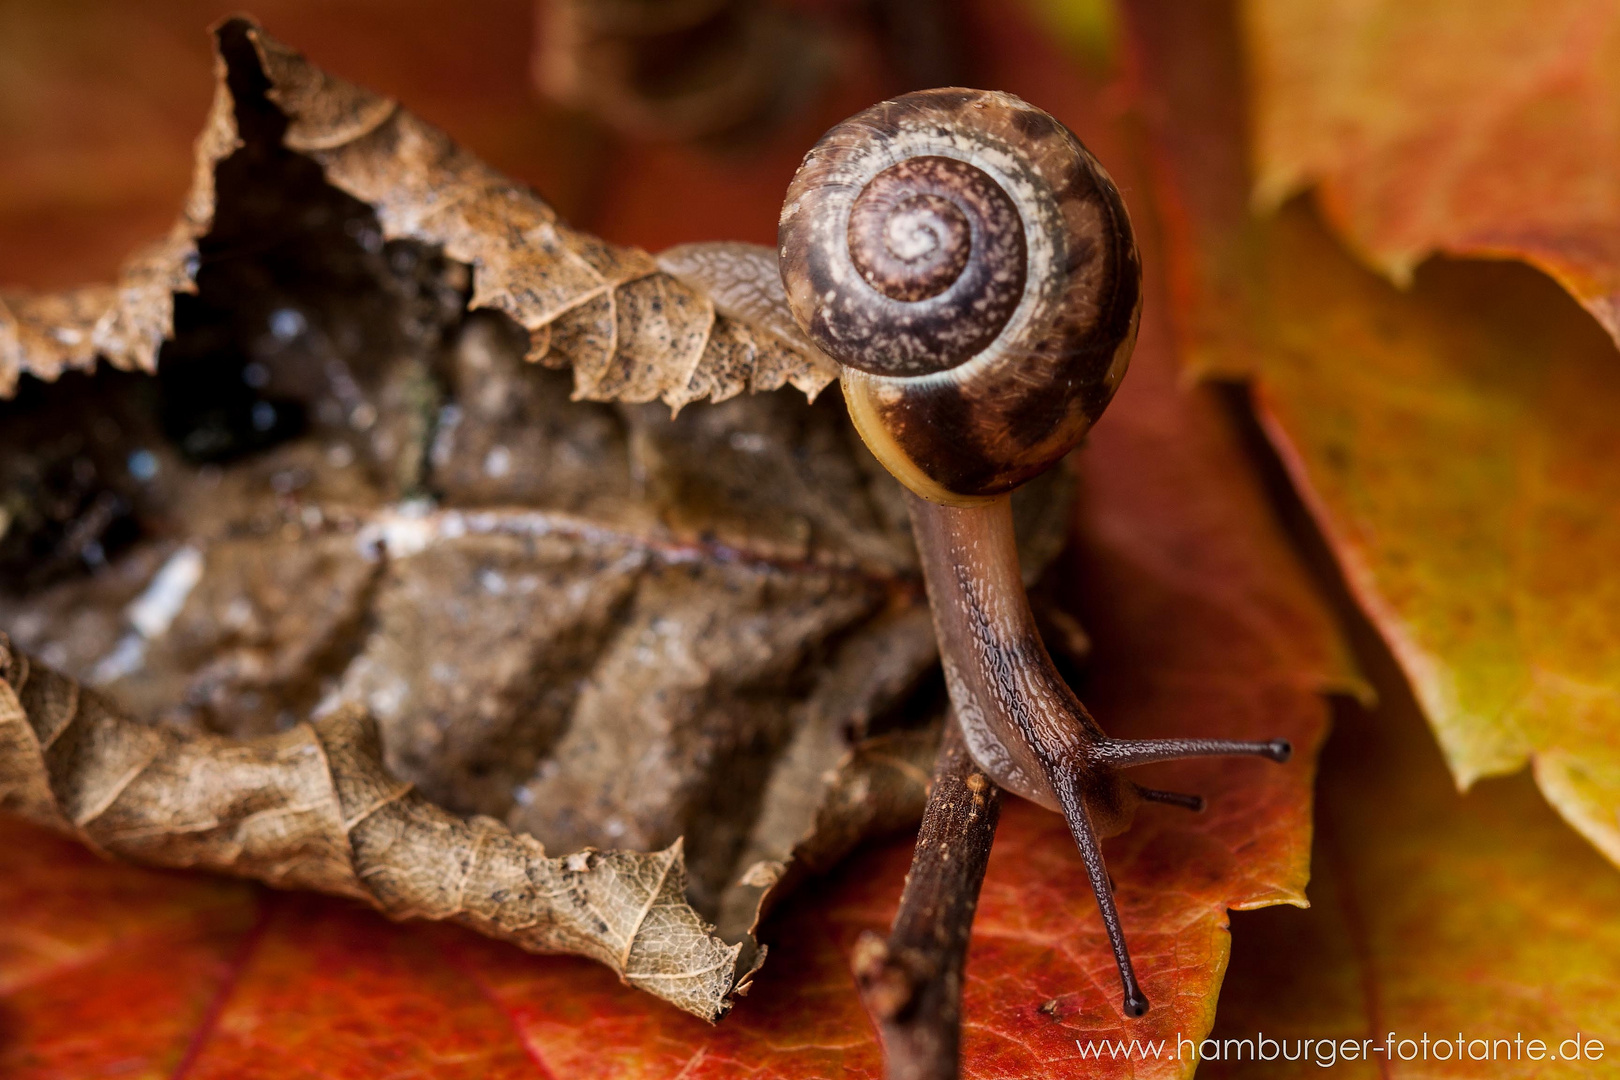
{"left": 1060, "top": 770, "right": 1150, "bottom": 1018}
{"left": 1134, "top": 786, "right": 1208, "bottom": 813}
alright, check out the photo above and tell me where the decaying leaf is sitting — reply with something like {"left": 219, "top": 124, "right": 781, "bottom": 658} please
{"left": 1125, "top": 0, "right": 1620, "bottom": 868}
{"left": 0, "top": 15, "right": 1076, "bottom": 1019}
{"left": 0, "top": 637, "right": 754, "bottom": 1021}
{"left": 0, "top": 17, "right": 837, "bottom": 411}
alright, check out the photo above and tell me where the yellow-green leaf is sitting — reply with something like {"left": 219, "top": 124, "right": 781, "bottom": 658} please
{"left": 1208, "top": 651, "right": 1620, "bottom": 1078}
{"left": 1125, "top": 0, "right": 1620, "bottom": 866}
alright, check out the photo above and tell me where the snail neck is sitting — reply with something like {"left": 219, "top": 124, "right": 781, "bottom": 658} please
{"left": 842, "top": 369, "right": 994, "bottom": 508}
{"left": 904, "top": 491, "right": 1127, "bottom": 826}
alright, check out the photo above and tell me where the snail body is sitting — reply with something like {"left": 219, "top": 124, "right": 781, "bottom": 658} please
{"left": 779, "top": 88, "right": 1289, "bottom": 1021}
{"left": 779, "top": 89, "right": 1141, "bottom": 505}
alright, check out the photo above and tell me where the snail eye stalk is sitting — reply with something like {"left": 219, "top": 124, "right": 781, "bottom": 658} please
{"left": 778, "top": 87, "right": 1292, "bottom": 1022}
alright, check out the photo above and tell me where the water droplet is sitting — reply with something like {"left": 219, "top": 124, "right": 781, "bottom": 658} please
{"left": 269, "top": 308, "right": 307, "bottom": 340}
{"left": 483, "top": 445, "right": 512, "bottom": 478}
{"left": 127, "top": 449, "right": 159, "bottom": 481}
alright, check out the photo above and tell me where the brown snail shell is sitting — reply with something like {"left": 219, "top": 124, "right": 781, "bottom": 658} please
{"left": 778, "top": 88, "right": 1141, "bottom": 505}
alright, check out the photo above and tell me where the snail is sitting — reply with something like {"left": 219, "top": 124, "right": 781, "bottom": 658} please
{"left": 778, "top": 88, "right": 1291, "bottom": 1019}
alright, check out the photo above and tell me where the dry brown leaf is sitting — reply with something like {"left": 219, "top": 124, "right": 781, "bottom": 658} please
{"left": 0, "top": 14, "right": 1081, "bottom": 1023}
{"left": 0, "top": 17, "right": 837, "bottom": 411}
{"left": 0, "top": 634, "right": 761, "bottom": 1021}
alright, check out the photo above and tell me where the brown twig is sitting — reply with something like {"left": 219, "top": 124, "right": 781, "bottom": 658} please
{"left": 853, "top": 711, "right": 1001, "bottom": 1080}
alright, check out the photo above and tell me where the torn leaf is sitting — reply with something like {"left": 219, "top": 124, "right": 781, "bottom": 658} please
{"left": 0, "top": 636, "right": 757, "bottom": 1021}
{"left": 0, "top": 18, "right": 838, "bottom": 412}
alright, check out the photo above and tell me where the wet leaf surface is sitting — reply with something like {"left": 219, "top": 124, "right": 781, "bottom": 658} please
{"left": 1125, "top": 0, "right": 1620, "bottom": 868}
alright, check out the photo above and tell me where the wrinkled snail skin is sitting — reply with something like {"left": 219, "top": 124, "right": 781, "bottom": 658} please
{"left": 780, "top": 88, "right": 1142, "bottom": 503}
{"left": 778, "top": 88, "right": 1291, "bottom": 1021}
{"left": 907, "top": 492, "right": 1293, "bottom": 823}
{"left": 906, "top": 493, "right": 1125, "bottom": 819}
{"left": 904, "top": 489, "right": 1288, "bottom": 1019}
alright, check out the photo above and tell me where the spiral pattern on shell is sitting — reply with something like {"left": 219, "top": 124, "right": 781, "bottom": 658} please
{"left": 778, "top": 88, "right": 1142, "bottom": 503}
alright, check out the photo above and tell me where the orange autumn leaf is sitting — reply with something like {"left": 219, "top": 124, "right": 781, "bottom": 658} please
{"left": 1241, "top": 0, "right": 1620, "bottom": 345}
{"left": 1125, "top": 0, "right": 1620, "bottom": 868}
{"left": 1, "top": 0, "right": 1353, "bottom": 1074}
{"left": 1206, "top": 651, "right": 1620, "bottom": 1080}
